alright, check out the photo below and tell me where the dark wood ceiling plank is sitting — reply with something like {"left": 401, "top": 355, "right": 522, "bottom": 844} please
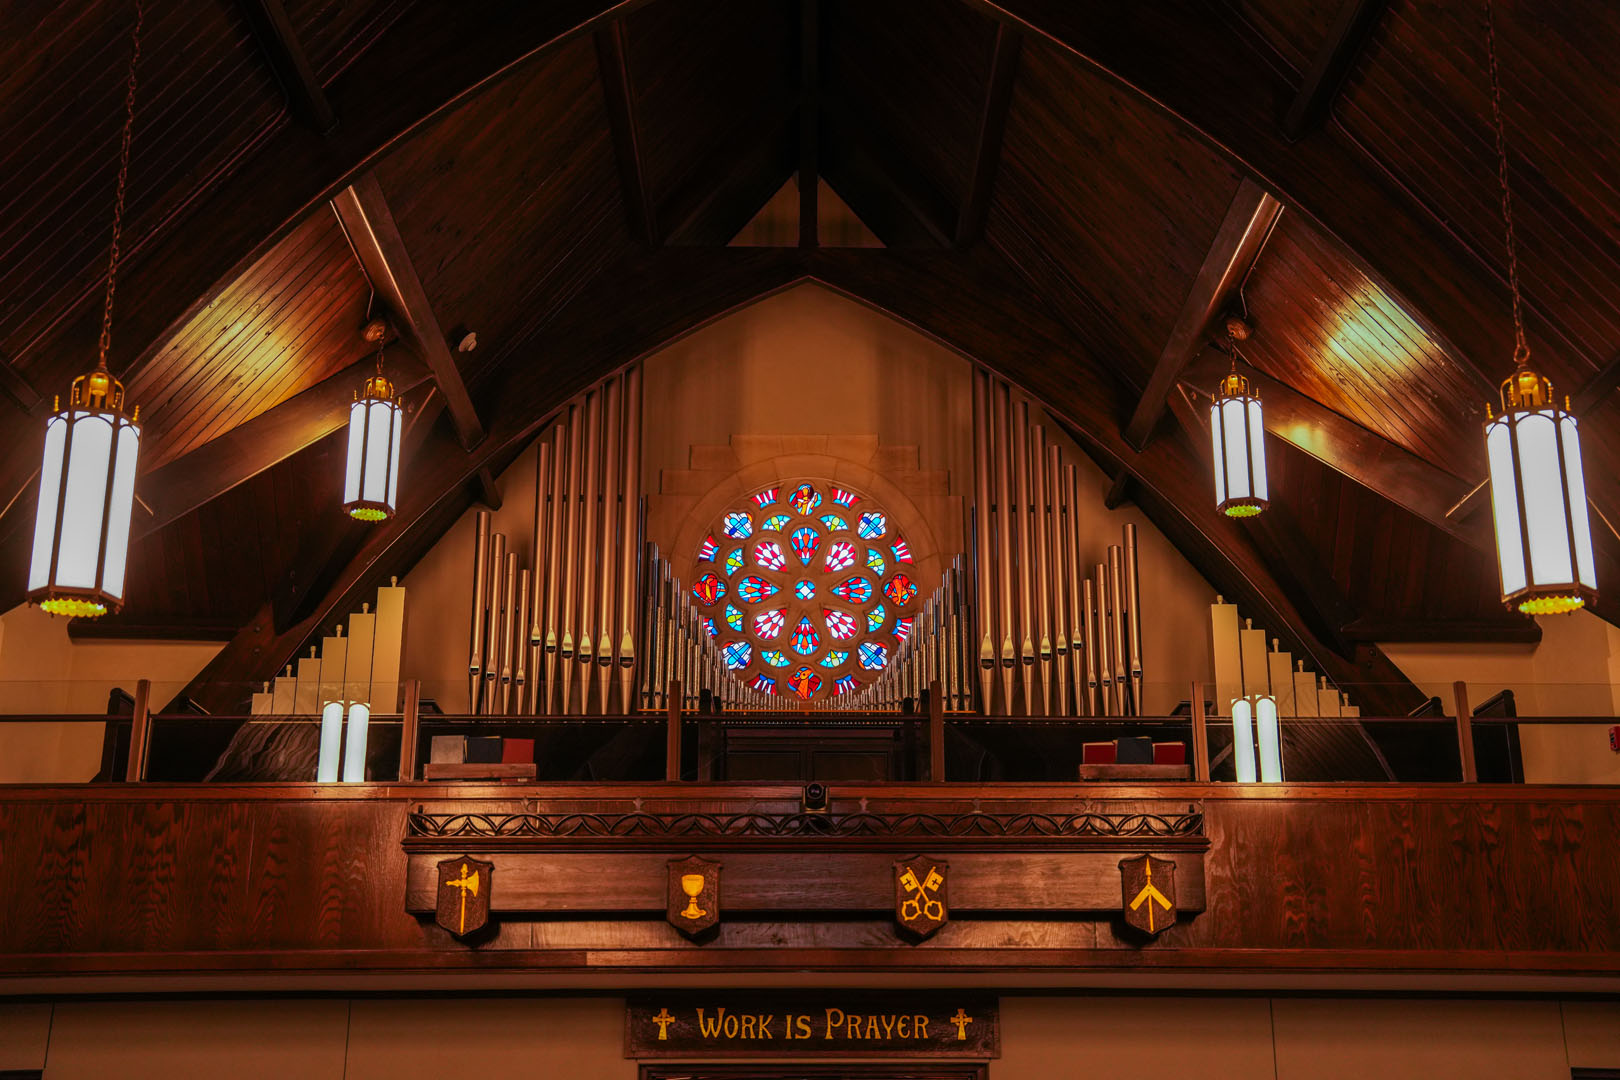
{"left": 1180, "top": 352, "right": 1483, "bottom": 548}
{"left": 799, "top": 0, "right": 820, "bottom": 249}
{"left": 660, "top": 102, "right": 798, "bottom": 247}
{"left": 593, "top": 18, "right": 657, "bottom": 246}
{"left": 0, "top": 350, "right": 41, "bottom": 413}
{"left": 821, "top": 93, "right": 955, "bottom": 247}
{"left": 1280, "top": 0, "right": 1388, "bottom": 140}
{"left": 954, "top": 23, "right": 1022, "bottom": 247}
{"left": 331, "top": 172, "right": 484, "bottom": 450}
{"left": 237, "top": 0, "right": 339, "bottom": 133}
{"left": 1123, "top": 177, "right": 1282, "bottom": 450}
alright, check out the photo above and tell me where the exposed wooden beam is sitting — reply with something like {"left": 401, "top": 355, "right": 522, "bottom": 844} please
{"left": 1180, "top": 352, "right": 1483, "bottom": 548}
{"left": 1573, "top": 350, "right": 1620, "bottom": 414}
{"left": 238, "top": 0, "right": 339, "bottom": 133}
{"left": 135, "top": 353, "right": 430, "bottom": 539}
{"left": 332, "top": 174, "right": 484, "bottom": 451}
{"left": 473, "top": 467, "right": 502, "bottom": 511}
{"left": 1123, "top": 178, "right": 1281, "bottom": 450}
{"left": 0, "top": 349, "right": 41, "bottom": 414}
{"left": 662, "top": 102, "right": 798, "bottom": 247}
{"left": 1103, "top": 470, "right": 1132, "bottom": 510}
{"left": 1280, "top": 0, "right": 1388, "bottom": 141}
{"left": 593, "top": 19, "right": 657, "bottom": 246}
{"left": 799, "top": 0, "right": 821, "bottom": 249}
{"left": 955, "top": 24, "right": 1023, "bottom": 247}
{"left": 1340, "top": 616, "right": 1541, "bottom": 645}
{"left": 821, "top": 92, "right": 955, "bottom": 247}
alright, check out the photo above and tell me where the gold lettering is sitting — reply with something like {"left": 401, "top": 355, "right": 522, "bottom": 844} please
{"left": 865, "top": 1015, "right": 880, "bottom": 1040}
{"left": 722, "top": 1013, "right": 739, "bottom": 1038}
{"left": 760, "top": 1014, "right": 775, "bottom": 1039}
{"left": 915, "top": 1015, "right": 929, "bottom": 1039}
{"left": 697, "top": 1009, "right": 723, "bottom": 1038}
{"left": 741, "top": 1015, "right": 755, "bottom": 1039}
{"left": 897, "top": 1016, "right": 910, "bottom": 1039}
{"left": 796, "top": 1015, "right": 811, "bottom": 1039}
{"left": 880, "top": 1015, "right": 897, "bottom": 1039}
{"left": 825, "top": 1008, "right": 843, "bottom": 1039}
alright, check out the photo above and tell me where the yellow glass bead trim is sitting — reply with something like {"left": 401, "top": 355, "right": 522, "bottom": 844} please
{"left": 349, "top": 506, "right": 390, "bottom": 522}
{"left": 40, "top": 597, "right": 108, "bottom": 618}
{"left": 1518, "top": 594, "right": 1583, "bottom": 616}
{"left": 1223, "top": 504, "right": 1263, "bottom": 518}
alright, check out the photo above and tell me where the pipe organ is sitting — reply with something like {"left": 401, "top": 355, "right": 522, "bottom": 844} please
{"left": 969, "top": 370, "right": 1148, "bottom": 717}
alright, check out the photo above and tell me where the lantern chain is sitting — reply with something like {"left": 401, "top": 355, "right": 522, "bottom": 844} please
{"left": 97, "top": 0, "right": 144, "bottom": 373}
{"left": 1484, "top": 0, "right": 1529, "bottom": 370}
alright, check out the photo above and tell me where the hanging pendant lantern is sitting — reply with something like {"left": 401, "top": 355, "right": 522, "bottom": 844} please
{"left": 27, "top": 371, "right": 142, "bottom": 617}
{"left": 27, "top": 2, "right": 145, "bottom": 619}
{"left": 343, "top": 328, "right": 403, "bottom": 522}
{"left": 1485, "top": 370, "right": 1595, "bottom": 614}
{"left": 1478, "top": 0, "right": 1596, "bottom": 615}
{"left": 1210, "top": 368, "right": 1268, "bottom": 518}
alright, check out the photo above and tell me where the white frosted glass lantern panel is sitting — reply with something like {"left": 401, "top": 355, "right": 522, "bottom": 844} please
{"left": 57, "top": 412, "right": 113, "bottom": 588}
{"left": 363, "top": 401, "right": 394, "bottom": 504}
{"left": 1255, "top": 694, "right": 1283, "bottom": 783}
{"left": 1231, "top": 697, "right": 1257, "bottom": 784}
{"left": 100, "top": 421, "right": 141, "bottom": 601}
{"left": 1515, "top": 411, "right": 1574, "bottom": 586}
{"left": 1246, "top": 399, "right": 1267, "bottom": 501}
{"left": 1485, "top": 417, "right": 1526, "bottom": 596}
{"left": 343, "top": 400, "right": 366, "bottom": 504}
{"left": 1219, "top": 398, "right": 1251, "bottom": 500}
{"left": 28, "top": 416, "right": 67, "bottom": 591}
{"left": 317, "top": 701, "right": 344, "bottom": 783}
{"left": 1560, "top": 415, "right": 1596, "bottom": 588}
{"left": 385, "top": 404, "right": 402, "bottom": 507}
{"left": 1209, "top": 405, "right": 1227, "bottom": 506}
{"left": 342, "top": 702, "right": 371, "bottom": 782}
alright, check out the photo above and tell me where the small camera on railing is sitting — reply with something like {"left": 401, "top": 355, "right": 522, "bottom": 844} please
{"left": 802, "top": 782, "right": 830, "bottom": 815}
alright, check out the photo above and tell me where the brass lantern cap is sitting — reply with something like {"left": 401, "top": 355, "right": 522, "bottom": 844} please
{"left": 1217, "top": 371, "right": 1251, "bottom": 400}
{"left": 1499, "top": 367, "right": 1555, "bottom": 412}
{"left": 69, "top": 367, "right": 128, "bottom": 414}
{"left": 359, "top": 373, "right": 397, "bottom": 402}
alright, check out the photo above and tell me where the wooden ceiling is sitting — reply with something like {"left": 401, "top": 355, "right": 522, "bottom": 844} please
{"left": 3, "top": 0, "right": 1618, "bottom": 713}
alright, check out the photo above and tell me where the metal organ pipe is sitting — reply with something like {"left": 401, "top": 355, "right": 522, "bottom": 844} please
{"left": 514, "top": 566, "right": 530, "bottom": 714}
{"left": 484, "top": 531, "right": 506, "bottom": 714}
{"left": 1124, "top": 522, "right": 1144, "bottom": 716}
{"left": 991, "top": 379, "right": 1015, "bottom": 714}
{"left": 617, "top": 366, "right": 643, "bottom": 716}
{"left": 971, "top": 371, "right": 994, "bottom": 712}
{"left": 1066, "top": 465, "right": 1088, "bottom": 715}
{"left": 1047, "top": 443, "right": 1068, "bottom": 716}
{"left": 528, "top": 438, "right": 550, "bottom": 714}
{"left": 543, "top": 424, "right": 566, "bottom": 714}
{"left": 1013, "top": 401, "right": 1036, "bottom": 715}
{"left": 577, "top": 388, "right": 602, "bottom": 698}
{"left": 595, "top": 376, "right": 622, "bottom": 714}
{"left": 559, "top": 406, "right": 583, "bottom": 714}
{"left": 468, "top": 510, "right": 490, "bottom": 713}
{"left": 1031, "top": 423, "right": 1053, "bottom": 715}
{"left": 499, "top": 550, "right": 518, "bottom": 714}
{"left": 1107, "top": 545, "right": 1127, "bottom": 717}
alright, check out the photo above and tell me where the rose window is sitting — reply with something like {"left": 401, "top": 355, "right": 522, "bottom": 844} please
{"left": 690, "top": 480, "right": 920, "bottom": 702}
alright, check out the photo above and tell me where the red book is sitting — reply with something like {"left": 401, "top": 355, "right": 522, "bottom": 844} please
{"left": 1153, "top": 742, "right": 1186, "bottom": 765}
{"left": 1082, "top": 742, "right": 1116, "bottom": 765}
{"left": 501, "top": 738, "right": 535, "bottom": 765}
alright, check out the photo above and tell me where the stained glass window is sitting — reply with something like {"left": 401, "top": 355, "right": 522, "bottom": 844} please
{"left": 752, "top": 607, "right": 786, "bottom": 639}
{"left": 786, "top": 666, "right": 822, "bottom": 699}
{"left": 831, "top": 576, "right": 873, "bottom": 604}
{"left": 883, "top": 573, "right": 918, "bottom": 606}
{"left": 824, "top": 541, "right": 856, "bottom": 573}
{"left": 692, "top": 477, "right": 923, "bottom": 704}
{"left": 788, "top": 483, "right": 822, "bottom": 515}
{"left": 692, "top": 573, "right": 723, "bottom": 605}
{"left": 753, "top": 540, "right": 787, "bottom": 571}
{"left": 824, "top": 609, "right": 857, "bottom": 639}
{"left": 790, "top": 526, "right": 820, "bottom": 566}
{"left": 736, "top": 576, "right": 780, "bottom": 603}
{"left": 790, "top": 617, "right": 821, "bottom": 655}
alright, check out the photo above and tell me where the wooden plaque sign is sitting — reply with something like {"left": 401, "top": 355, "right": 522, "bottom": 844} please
{"left": 1120, "top": 852, "right": 1177, "bottom": 936}
{"left": 435, "top": 855, "right": 492, "bottom": 938}
{"left": 667, "top": 855, "right": 720, "bottom": 938}
{"left": 894, "top": 855, "right": 948, "bottom": 939}
{"left": 627, "top": 994, "right": 998, "bottom": 1058}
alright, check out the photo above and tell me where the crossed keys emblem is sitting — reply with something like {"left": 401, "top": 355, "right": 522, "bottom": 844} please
{"left": 894, "top": 856, "right": 948, "bottom": 939}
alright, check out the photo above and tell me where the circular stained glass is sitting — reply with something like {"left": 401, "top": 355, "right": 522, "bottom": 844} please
{"left": 689, "top": 479, "right": 922, "bottom": 703}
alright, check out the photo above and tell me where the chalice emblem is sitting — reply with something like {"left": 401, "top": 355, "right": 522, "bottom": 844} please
{"left": 680, "top": 873, "right": 707, "bottom": 920}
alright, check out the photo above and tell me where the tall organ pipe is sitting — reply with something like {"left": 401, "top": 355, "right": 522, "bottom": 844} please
{"left": 499, "top": 551, "right": 518, "bottom": 714}
{"left": 559, "top": 406, "right": 583, "bottom": 715}
{"left": 577, "top": 388, "right": 602, "bottom": 697}
{"left": 484, "top": 531, "right": 506, "bottom": 714}
{"left": 542, "top": 424, "right": 566, "bottom": 714}
{"left": 1082, "top": 575, "right": 1100, "bottom": 715}
{"left": 617, "top": 366, "right": 643, "bottom": 715}
{"left": 528, "top": 438, "right": 551, "bottom": 713}
{"left": 1014, "top": 401, "right": 1036, "bottom": 715}
{"left": 992, "top": 380, "right": 1015, "bottom": 715}
{"left": 1107, "top": 544, "right": 1127, "bottom": 717}
{"left": 514, "top": 566, "right": 530, "bottom": 715}
{"left": 1124, "top": 522, "right": 1144, "bottom": 716}
{"left": 1047, "top": 443, "right": 1068, "bottom": 715}
{"left": 971, "top": 370, "right": 994, "bottom": 713}
{"left": 595, "top": 376, "right": 622, "bottom": 714}
{"left": 468, "top": 511, "right": 490, "bottom": 713}
{"left": 1093, "top": 562, "right": 1112, "bottom": 715}
{"left": 1031, "top": 423, "right": 1052, "bottom": 716}
{"left": 1065, "top": 465, "right": 1087, "bottom": 715}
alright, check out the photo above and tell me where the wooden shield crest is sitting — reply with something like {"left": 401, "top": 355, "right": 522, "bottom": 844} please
{"left": 894, "top": 855, "right": 948, "bottom": 939}
{"left": 435, "top": 856, "right": 493, "bottom": 938}
{"left": 667, "top": 856, "right": 721, "bottom": 938}
{"left": 1120, "top": 853, "right": 1177, "bottom": 936}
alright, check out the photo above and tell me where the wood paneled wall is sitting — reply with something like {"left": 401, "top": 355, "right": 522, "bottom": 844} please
{"left": 0, "top": 783, "right": 1615, "bottom": 984}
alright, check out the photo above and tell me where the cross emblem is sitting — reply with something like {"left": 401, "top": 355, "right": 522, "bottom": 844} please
{"left": 950, "top": 1008, "right": 973, "bottom": 1040}
{"left": 1128, "top": 859, "right": 1173, "bottom": 933}
{"left": 651, "top": 1008, "right": 676, "bottom": 1041}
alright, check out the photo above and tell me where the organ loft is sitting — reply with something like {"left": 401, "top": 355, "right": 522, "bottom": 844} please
{"left": 1, "top": 1, "right": 1618, "bottom": 1078}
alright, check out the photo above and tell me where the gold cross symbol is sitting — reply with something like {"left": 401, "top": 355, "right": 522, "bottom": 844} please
{"left": 1129, "top": 859, "right": 1173, "bottom": 932}
{"left": 950, "top": 1008, "right": 973, "bottom": 1040}
{"left": 651, "top": 1008, "right": 676, "bottom": 1040}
